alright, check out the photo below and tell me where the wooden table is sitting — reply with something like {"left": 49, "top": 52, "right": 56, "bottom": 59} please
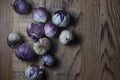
{"left": 0, "top": 0, "right": 120, "bottom": 80}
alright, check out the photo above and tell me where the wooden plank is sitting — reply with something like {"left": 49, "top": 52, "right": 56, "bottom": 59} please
{"left": 0, "top": 0, "right": 13, "bottom": 80}
{"left": 0, "top": 0, "right": 120, "bottom": 80}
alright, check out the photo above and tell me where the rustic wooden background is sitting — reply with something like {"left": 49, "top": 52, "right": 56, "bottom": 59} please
{"left": 0, "top": 0, "right": 120, "bottom": 80}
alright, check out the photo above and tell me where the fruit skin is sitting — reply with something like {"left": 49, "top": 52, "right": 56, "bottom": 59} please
{"left": 41, "top": 54, "right": 55, "bottom": 67}
{"left": 15, "top": 43, "right": 36, "bottom": 61}
{"left": 44, "top": 22, "right": 58, "bottom": 38}
{"left": 13, "top": 0, "right": 30, "bottom": 15}
{"left": 33, "top": 38, "right": 51, "bottom": 55}
{"left": 7, "top": 32, "right": 23, "bottom": 48}
{"left": 26, "top": 23, "right": 44, "bottom": 40}
{"left": 59, "top": 30, "right": 73, "bottom": 45}
{"left": 25, "top": 64, "right": 45, "bottom": 80}
{"left": 32, "top": 7, "right": 48, "bottom": 23}
{"left": 52, "top": 10, "right": 70, "bottom": 27}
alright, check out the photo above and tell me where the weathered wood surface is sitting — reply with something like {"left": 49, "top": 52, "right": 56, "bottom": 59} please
{"left": 0, "top": 0, "right": 120, "bottom": 80}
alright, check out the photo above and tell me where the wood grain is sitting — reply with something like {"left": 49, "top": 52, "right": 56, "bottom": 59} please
{"left": 0, "top": 0, "right": 13, "bottom": 80}
{"left": 0, "top": 0, "right": 120, "bottom": 80}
